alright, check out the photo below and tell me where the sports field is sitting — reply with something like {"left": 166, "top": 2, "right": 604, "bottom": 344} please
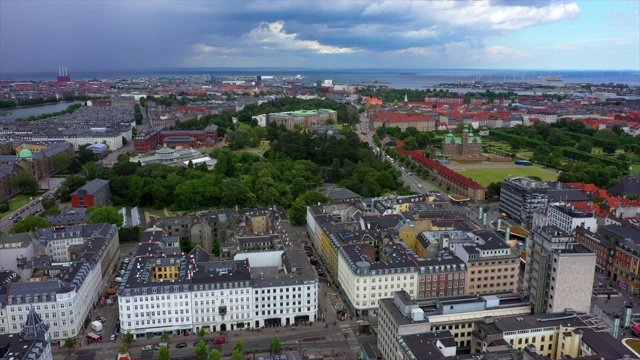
{"left": 454, "top": 167, "right": 558, "bottom": 186}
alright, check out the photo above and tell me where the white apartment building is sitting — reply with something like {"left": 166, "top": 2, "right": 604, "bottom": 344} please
{"left": 2, "top": 224, "right": 119, "bottom": 345}
{"left": 118, "top": 248, "right": 318, "bottom": 338}
{"left": 242, "top": 251, "right": 318, "bottom": 328}
{"left": 547, "top": 203, "right": 598, "bottom": 234}
{"left": 338, "top": 242, "right": 419, "bottom": 317}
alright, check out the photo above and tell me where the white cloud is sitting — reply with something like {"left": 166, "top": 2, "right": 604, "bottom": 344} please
{"left": 193, "top": 44, "right": 223, "bottom": 54}
{"left": 484, "top": 45, "right": 527, "bottom": 61}
{"left": 243, "top": 21, "right": 357, "bottom": 54}
{"left": 402, "top": 26, "right": 439, "bottom": 39}
{"left": 363, "top": 1, "right": 580, "bottom": 30}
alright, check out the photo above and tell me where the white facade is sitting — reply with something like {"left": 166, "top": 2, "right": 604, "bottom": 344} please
{"left": 252, "top": 282, "right": 318, "bottom": 327}
{"left": 44, "top": 234, "right": 84, "bottom": 262}
{"left": 547, "top": 204, "right": 598, "bottom": 234}
{"left": 4, "top": 261, "right": 104, "bottom": 344}
{"left": 119, "top": 287, "right": 195, "bottom": 336}
{"left": 337, "top": 252, "right": 418, "bottom": 313}
{"left": 192, "top": 285, "right": 252, "bottom": 332}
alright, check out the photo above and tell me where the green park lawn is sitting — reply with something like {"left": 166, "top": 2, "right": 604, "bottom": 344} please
{"left": 0, "top": 194, "right": 31, "bottom": 219}
{"left": 454, "top": 167, "right": 558, "bottom": 187}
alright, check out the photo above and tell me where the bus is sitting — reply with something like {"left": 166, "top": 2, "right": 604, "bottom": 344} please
{"left": 515, "top": 160, "right": 532, "bottom": 166}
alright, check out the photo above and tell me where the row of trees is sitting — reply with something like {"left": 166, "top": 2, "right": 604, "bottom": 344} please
{"left": 49, "top": 121, "right": 407, "bottom": 226}
{"left": 357, "top": 87, "right": 519, "bottom": 105}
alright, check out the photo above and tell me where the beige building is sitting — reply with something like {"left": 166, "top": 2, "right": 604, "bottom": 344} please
{"left": 377, "top": 290, "right": 530, "bottom": 358}
{"left": 453, "top": 230, "right": 520, "bottom": 295}
{"left": 473, "top": 312, "right": 633, "bottom": 359}
{"left": 525, "top": 225, "right": 595, "bottom": 314}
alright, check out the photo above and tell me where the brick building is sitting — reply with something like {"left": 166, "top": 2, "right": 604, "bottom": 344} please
{"left": 574, "top": 226, "right": 615, "bottom": 276}
{"left": 371, "top": 112, "right": 436, "bottom": 132}
{"left": 442, "top": 123, "right": 482, "bottom": 156}
{"left": 71, "top": 178, "right": 110, "bottom": 208}
{"left": 133, "top": 125, "right": 218, "bottom": 153}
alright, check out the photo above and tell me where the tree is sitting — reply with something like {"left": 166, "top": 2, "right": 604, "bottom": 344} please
{"left": 63, "top": 337, "right": 75, "bottom": 356}
{"left": 230, "top": 349, "right": 243, "bottom": 360}
{"left": 197, "top": 328, "right": 206, "bottom": 340}
{"left": 87, "top": 206, "right": 123, "bottom": 227}
{"left": 195, "top": 340, "right": 208, "bottom": 360}
{"left": 10, "top": 216, "right": 51, "bottom": 234}
{"left": 123, "top": 332, "right": 134, "bottom": 349}
{"left": 212, "top": 240, "right": 221, "bottom": 256}
{"left": 10, "top": 170, "right": 38, "bottom": 195}
{"left": 161, "top": 331, "right": 170, "bottom": 343}
{"left": 509, "top": 137, "right": 521, "bottom": 151}
{"left": 402, "top": 136, "right": 418, "bottom": 150}
{"left": 207, "top": 349, "right": 222, "bottom": 360}
{"left": 288, "top": 198, "right": 307, "bottom": 225}
{"left": 486, "top": 182, "right": 502, "bottom": 199}
{"left": 77, "top": 144, "right": 96, "bottom": 164}
{"left": 270, "top": 336, "right": 282, "bottom": 355}
{"left": 119, "top": 345, "right": 128, "bottom": 353}
{"left": 576, "top": 139, "right": 593, "bottom": 153}
{"left": 158, "top": 346, "right": 170, "bottom": 360}
{"left": 52, "top": 153, "right": 72, "bottom": 174}
{"left": 233, "top": 340, "right": 244, "bottom": 354}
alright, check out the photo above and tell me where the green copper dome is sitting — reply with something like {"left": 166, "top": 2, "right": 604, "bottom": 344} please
{"left": 18, "top": 148, "right": 33, "bottom": 160}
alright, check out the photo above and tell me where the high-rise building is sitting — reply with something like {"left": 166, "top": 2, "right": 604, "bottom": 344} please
{"left": 525, "top": 226, "right": 595, "bottom": 314}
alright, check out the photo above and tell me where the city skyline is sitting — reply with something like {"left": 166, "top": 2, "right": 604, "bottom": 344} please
{"left": 0, "top": 0, "right": 639, "bottom": 74}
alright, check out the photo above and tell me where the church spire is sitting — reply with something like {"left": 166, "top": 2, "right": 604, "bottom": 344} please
{"left": 404, "top": 94, "right": 408, "bottom": 103}
{"left": 20, "top": 306, "right": 50, "bottom": 342}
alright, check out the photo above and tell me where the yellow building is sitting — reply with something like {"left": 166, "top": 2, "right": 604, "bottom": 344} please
{"left": 454, "top": 231, "right": 520, "bottom": 295}
{"left": 152, "top": 258, "right": 180, "bottom": 281}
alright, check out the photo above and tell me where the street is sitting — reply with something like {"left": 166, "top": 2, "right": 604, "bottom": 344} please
{"left": 359, "top": 111, "right": 440, "bottom": 195}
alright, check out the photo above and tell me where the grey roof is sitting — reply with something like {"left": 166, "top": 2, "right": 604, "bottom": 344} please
{"left": 494, "top": 312, "right": 586, "bottom": 332}
{"left": 7, "top": 279, "right": 74, "bottom": 298}
{"left": 44, "top": 207, "right": 90, "bottom": 226}
{"left": 602, "top": 224, "right": 640, "bottom": 240}
{"left": 608, "top": 174, "right": 640, "bottom": 196}
{"left": 35, "top": 223, "right": 115, "bottom": 243}
{"left": 0, "top": 233, "right": 33, "bottom": 248}
{"left": 70, "top": 178, "right": 109, "bottom": 196}
{"left": 322, "top": 187, "right": 362, "bottom": 200}
{"left": 577, "top": 327, "right": 633, "bottom": 359}
{"left": 20, "top": 306, "right": 50, "bottom": 341}
{"left": 251, "top": 250, "right": 318, "bottom": 288}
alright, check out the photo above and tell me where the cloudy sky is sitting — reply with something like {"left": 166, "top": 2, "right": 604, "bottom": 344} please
{"left": 1, "top": 0, "right": 638, "bottom": 73}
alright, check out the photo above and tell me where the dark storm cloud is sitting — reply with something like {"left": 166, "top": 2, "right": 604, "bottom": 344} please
{"left": 0, "top": 0, "right": 591, "bottom": 72}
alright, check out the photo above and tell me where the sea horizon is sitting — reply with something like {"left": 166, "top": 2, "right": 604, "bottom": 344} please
{"left": 1, "top": 68, "right": 639, "bottom": 89}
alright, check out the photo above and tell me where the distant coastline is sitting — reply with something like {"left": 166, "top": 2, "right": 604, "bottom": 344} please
{"left": 1, "top": 68, "right": 639, "bottom": 90}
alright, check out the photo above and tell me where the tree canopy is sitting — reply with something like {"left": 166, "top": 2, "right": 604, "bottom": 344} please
{"left": 87, "top": 206, "right": 123, "bottom": 227}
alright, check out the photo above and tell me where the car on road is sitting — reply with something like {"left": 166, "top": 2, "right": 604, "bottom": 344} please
{"left": 110, "top": 334, "right": 117, "bottom": 341}
{"left": 155, "top": 342, "right": 168, "bottom": 350}
{"left": 175, "top": 342, "right": 187, "bottom": 348}
{"left": 142, "top": 345, "right": 153, "bottom": 351}
{"left": 212, "top": 337, "right": 226, "bottom": 345}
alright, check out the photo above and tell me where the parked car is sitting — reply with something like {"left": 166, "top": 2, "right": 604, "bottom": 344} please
{"left": 212, "top": 337, "right": 226, "bottom": 345}
{"left": 142, "top": 345, "right": 153, "bottom": 351}
{"left": 175, "top": 342, "right": 187, "bottom": 348}
{"left": 310, "top": 258, "right": 319, "bottom": 265}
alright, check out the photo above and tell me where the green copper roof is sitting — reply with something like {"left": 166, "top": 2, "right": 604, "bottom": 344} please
{"left": 18, "top": 148, "right": 33, "bottom": 159}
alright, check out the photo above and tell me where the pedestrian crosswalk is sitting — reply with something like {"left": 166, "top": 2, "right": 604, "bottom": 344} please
{"left": 340, "top": 325, "right": 361, "bottom": 358}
